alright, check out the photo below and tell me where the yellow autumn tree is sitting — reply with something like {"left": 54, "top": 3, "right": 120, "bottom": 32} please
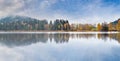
{"left": 116, "top": 20, "right": 120, "bottom": 31}
{"left": 97, "top": 23, "right": 102, "bottom": 31}
{"left": 108, "top": 23, "right": 113, "bottom": 31}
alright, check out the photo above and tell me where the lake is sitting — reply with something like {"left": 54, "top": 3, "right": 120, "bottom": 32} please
{"left": 0, "top": 32, "right": 120, "bottom": 61}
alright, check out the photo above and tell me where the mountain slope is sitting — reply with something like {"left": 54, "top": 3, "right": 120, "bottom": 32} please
{"left": 111, "top": 19, "right": 120, "bottom": 25}
{"left": 0, "top": 15, "right": 39, "bottom": 22}
{"left": 0, "top": 15, "right": 48, "bottom": 31}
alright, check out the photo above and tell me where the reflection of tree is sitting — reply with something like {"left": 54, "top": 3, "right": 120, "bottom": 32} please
{"left": 49, "top": 34, "right": 53, "bottom": 42}
{"left": 116, "top": 33, "right": 120, "bottom": 43}
{"left": 0, "top": 33, "right": 120, "bottom": 47}
{"left": 75, "top": 34, "right": 95, "bottom": 39}
{"left": 97, "top": 33, "right": 120, "bottom": 43}
{"left": 0, "top": 34, "right": 48, "bottom": 47}
{"left": 53, "top": 33, "right": 69, "bottom": 43}
{"left": 108, "top": 33, "right": 120, "bottom": 43}
{"left": 97, "top": 33, "right": 108, "bottom": 41}
{"left": 0, "top": 33, "right": 96, "bottom": 47}
{"left": 70, "top": 34, "right": 96, "bottom": 39}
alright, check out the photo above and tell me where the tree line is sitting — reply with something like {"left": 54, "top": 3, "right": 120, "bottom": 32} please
{"left": 97, "top": 19, "right": 120, "bottom": 31}
{"left": 0, "top": 16, "right": 120, "bottom": 31}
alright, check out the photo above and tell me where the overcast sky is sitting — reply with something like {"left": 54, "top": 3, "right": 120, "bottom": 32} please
{"left": 0, "top": 0, "right": 120, "bottom": 24}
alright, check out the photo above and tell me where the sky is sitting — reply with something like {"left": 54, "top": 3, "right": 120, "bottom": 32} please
{"left": 0, "top": 0, "right": 120, "bottom": 24}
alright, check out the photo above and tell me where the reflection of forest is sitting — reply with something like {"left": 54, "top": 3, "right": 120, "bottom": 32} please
{"left": 50, "top": 33, "right": 70, "bottom": 43}
{"left": 70, "top": 34, "right": 95, "bottom": 39}
{"left": 0, "top": 34, "right": 49, "bottom": 47}
{"left": 0, "top": 33, "right": 119, "bottom": 47}
{"left": 0, "top": 33, "right": 95, "bottom": 47}
{"left": 97, "top": 33, "right": 120, "bottom": 43}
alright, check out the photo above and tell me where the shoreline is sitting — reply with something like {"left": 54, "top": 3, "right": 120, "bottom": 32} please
{"left": 0, "top": 31, "right": 118, "bottom": 34}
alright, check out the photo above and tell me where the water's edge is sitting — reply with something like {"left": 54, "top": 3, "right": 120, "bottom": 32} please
{"left": 0, "top": 31, "right": 118, "bottom": 34}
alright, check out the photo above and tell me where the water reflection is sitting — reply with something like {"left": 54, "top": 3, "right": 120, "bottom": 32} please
{"left": 0, "top": 33, "right": 120, "bottom": 47}
{"left": 97, "top": 33, "right": 120, "bottom": 43}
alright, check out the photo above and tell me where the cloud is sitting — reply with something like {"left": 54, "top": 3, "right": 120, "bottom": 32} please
{"left": 0, "top": 46, "right": 23, "bottom": 61}
{"left": 40, "top": 0, "right": 57, "bottom": 10}
{"left": 66, "top": 0, "right": 120, "bottom": 24}
{"left": 0, "top": 0, "right": 25, "bottom": 17}
{"left": 0, "top": 0, "right": 120, "bottom": 24}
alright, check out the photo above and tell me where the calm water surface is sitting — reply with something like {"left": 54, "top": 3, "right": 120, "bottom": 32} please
{"left": 0, "top": 32, "right": 120, "bottom": 61}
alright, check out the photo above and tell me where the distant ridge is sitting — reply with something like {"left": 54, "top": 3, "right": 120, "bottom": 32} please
{"left": 0, "top": 15, "right": 40, "bottom": 22}
{"left": 111, "top": 18, "right": 120, "bottom": 25}
{"left": 0, "top": 15, "right": 48, "bottom": 30}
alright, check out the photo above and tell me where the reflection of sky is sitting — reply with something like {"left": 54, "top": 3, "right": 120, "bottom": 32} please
{"left": 0, "top": 34, "right": 120, "bottom": 61}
